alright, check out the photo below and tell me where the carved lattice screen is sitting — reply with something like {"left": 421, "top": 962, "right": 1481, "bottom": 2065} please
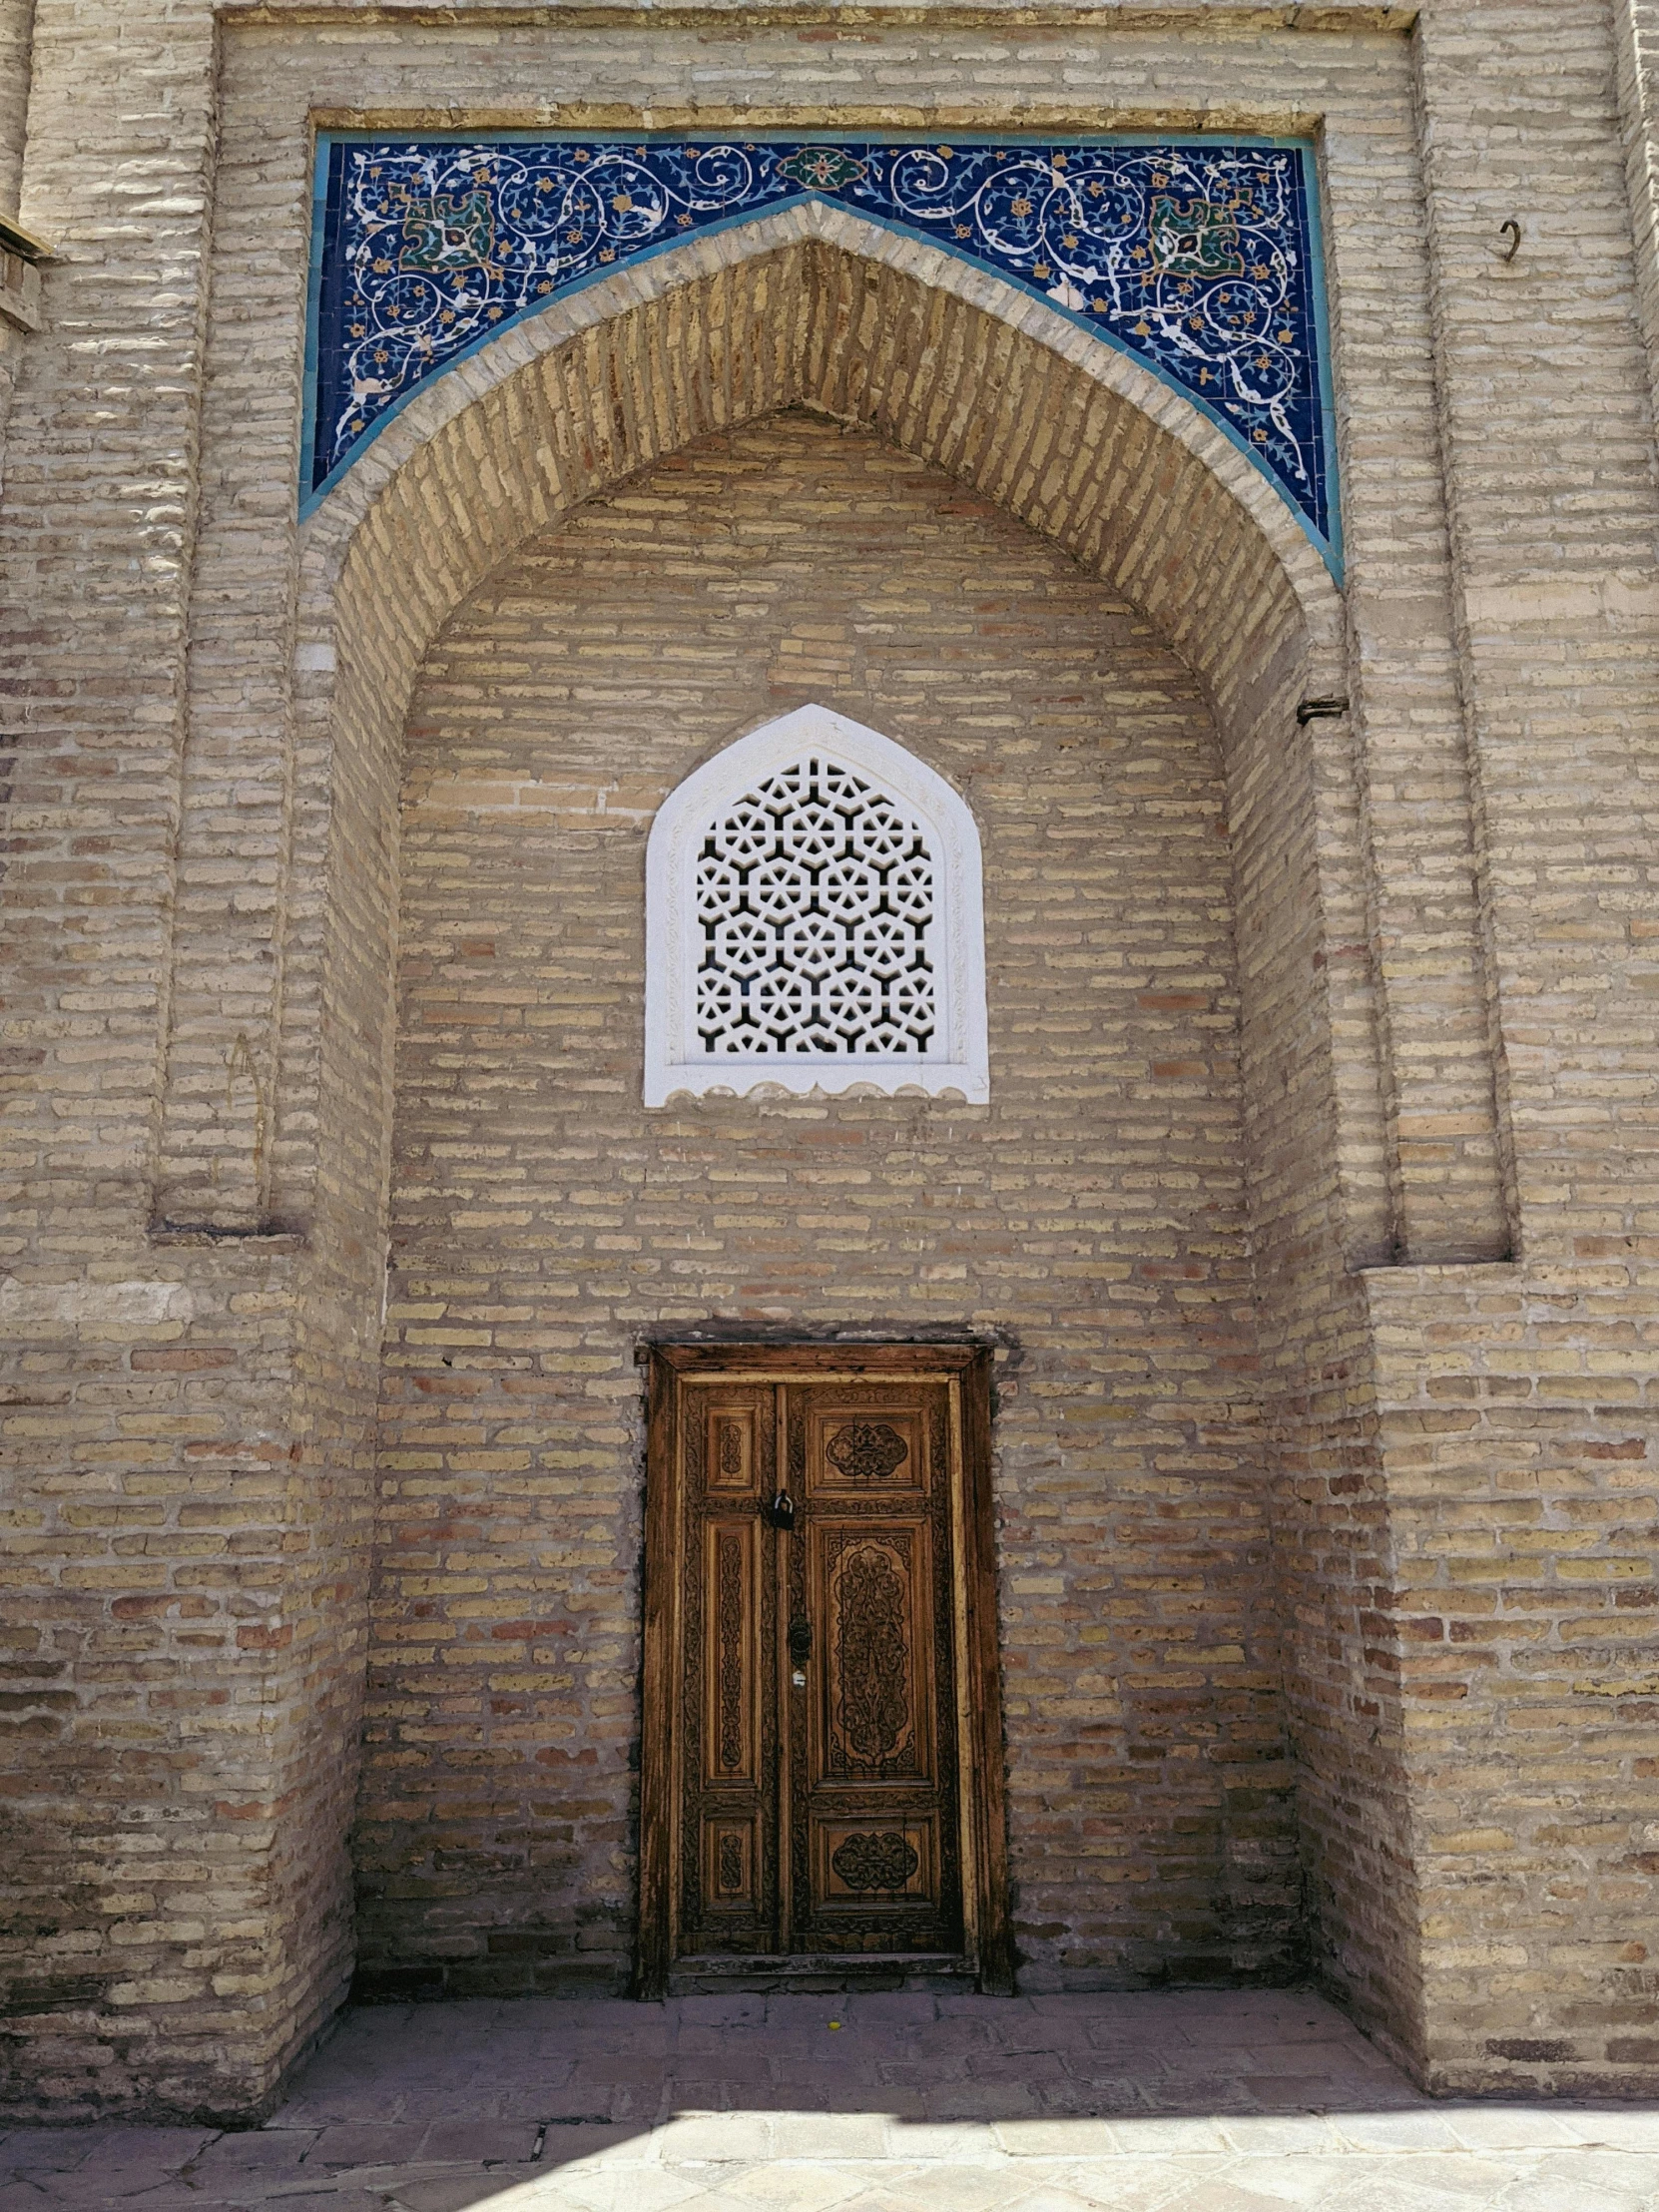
{"left": 695, "top": 756, "right": 936, "bottom": 1058}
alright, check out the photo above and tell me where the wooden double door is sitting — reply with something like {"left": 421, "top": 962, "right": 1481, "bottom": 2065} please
{"left": 638, "top": 1345, "right": 1011, "bottom": 1993}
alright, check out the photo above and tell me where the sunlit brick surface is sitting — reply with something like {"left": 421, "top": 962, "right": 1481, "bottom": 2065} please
{"left": 2, "top": 0, "right": 1657, "bottom": 2125}
{"left": 361, "top": 412, "right": 1284, "bottom": 1999}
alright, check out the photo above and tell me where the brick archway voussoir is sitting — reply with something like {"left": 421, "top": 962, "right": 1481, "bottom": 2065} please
{"left": 298, "top": 202, "right": 1341, "bottom": 717}
{"left": 269, "top": 207, "right": 1361, "bottom": 1246}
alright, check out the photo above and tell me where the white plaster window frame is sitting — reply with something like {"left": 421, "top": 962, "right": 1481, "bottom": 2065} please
{"left": 644, "top": 704, "right": 989, "bottom": 1108}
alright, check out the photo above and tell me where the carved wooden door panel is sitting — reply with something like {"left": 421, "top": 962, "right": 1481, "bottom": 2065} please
{"left": 676, "top": 1383, "right": 780, "bottom": 1954}
{"left": 640, "top": 1346, "right": 1012, "bottom": 1995}
{"left": 786, "top": 1382, "right": 961, "bottom": 1953}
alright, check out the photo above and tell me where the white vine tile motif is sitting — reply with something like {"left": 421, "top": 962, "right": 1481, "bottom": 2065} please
{"left": 305, "top": 135, "right": 1339, "bottom": 567}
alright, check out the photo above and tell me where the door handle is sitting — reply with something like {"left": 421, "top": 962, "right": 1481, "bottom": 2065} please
{"left": 788, "top": 1616, "right": 813, "bottom": 1664}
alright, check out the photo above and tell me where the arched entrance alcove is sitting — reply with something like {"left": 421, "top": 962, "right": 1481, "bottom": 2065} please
{"left": 284, "top": 209, "right": 1415, "bottom": 2042}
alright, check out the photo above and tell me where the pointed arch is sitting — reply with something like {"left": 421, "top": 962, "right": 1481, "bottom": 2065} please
{"left": 644, "top": 704, "right": 989, "bottom": 1106}
{"left": 299, "top": 203, "right": 1341, "bottom": 668}
{"left": 157, "top": 202, "right": 1382, "bottom": 1277}
{"left": 302, "top": 147, "right": 1339, "bottom": 573}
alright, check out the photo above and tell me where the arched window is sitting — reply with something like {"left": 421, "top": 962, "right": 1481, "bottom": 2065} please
{"left": 644, "top": 705, "right": 989, "bottom": 1106}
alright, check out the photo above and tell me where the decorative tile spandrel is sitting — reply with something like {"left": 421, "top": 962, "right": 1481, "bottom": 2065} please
{"left": 306, "top": 135, "right": 1339, "bottom": 570}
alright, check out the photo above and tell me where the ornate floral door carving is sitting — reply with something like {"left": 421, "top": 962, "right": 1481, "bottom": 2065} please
{"left": 639, "top": 1346, "right": 1011, "bottom": 1994}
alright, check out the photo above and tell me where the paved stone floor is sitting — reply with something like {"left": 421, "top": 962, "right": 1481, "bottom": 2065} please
{"left": 4, "top": 1989, "right": 1658, "bottom": 2210}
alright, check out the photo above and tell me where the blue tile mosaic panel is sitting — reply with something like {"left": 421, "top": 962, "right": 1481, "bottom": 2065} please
{"left": 306, "top": 135, "right": 1339, "bottom": 568}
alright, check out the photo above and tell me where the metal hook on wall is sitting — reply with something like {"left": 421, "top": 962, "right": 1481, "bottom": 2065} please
{"left": 1296, "top": 695, "right": 1350, "bottom": 727}
{"left": 1498, "top": 219, "right": 1521, "bottom": 263}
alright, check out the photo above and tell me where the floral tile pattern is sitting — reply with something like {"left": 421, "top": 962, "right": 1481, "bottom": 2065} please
{"left": 306, "top": 136, "right": 1338, "bottom": 565}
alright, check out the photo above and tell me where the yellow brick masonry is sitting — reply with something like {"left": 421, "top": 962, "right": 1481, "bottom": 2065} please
{"left": 284, "top": 212, "right": 1411, "bottom": 2055}
{"left": 0, "top": 0, "right": 32, "bottom": 468}
{"left": 0, "top": 0, "right": 314, "bottom": 2126}
{"left": 0, "top": 0, "right": 1654, "bottom": 2124}
{"left": 361, "top": 411, "right": 1290, "bottom": 1997}
{"left": 0, "top": 0, "right": 28, "bottom": 223}
{"left": 0, "top": 320, "right": 18, "bottom": 521}
{"left": 1400, "top": 1, "right": 1659, "bottom": 2092}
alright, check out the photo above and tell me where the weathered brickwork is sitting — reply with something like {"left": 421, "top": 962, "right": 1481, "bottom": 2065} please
{"left": 1368, "top": 1264, "right": 1659, "bottom": 2096}
{"left": 0, "top": 0, "right": 29, "bottom": 216}
{"left": 361, "top": 411, "right": 1289, "bottom": 1995}
{"left": 0, "top": 0, "right": 1655, "bottom": 2124}
{"left": 0, "top": 319, "right": 18, "bottom": 493}
{"left": 0, "top": 0, "right": 33, "bottom": 475}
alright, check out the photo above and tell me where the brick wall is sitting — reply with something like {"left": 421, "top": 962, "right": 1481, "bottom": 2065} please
{"left": 2, "top": 0, "right": 1656, "bottom": 2120}
{"left": 1395, "top": 0, "right": 1659, "bottom": 2094}
{"left": 0, "top": 0, "right": 30, "bottom": 223}
{"left": 357, "top": 409, "right": 1296, "bottom": 1996}
{"left": 1368, "top": 1264, "right": 1659, "bottom": 2096}
{"left": 0, "top": 321, "right": 19, "bottom": 496}
{"left": 0, "top": 0, "right": 30, "bottom": 462}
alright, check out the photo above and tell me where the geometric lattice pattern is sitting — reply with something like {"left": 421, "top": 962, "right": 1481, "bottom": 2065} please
{"left": 306, "top": 135, "right": 1338, "bottom": 569}
{"left": 646, "top": 703, "right": 986, "bottom": 1104}
{"left": 696, "top": 757, "right": 935, "bottom": 1057}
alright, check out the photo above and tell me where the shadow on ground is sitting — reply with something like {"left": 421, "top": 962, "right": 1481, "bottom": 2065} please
{"left": 4, "top": 1989, "right": 1658, "bottom": 2209}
